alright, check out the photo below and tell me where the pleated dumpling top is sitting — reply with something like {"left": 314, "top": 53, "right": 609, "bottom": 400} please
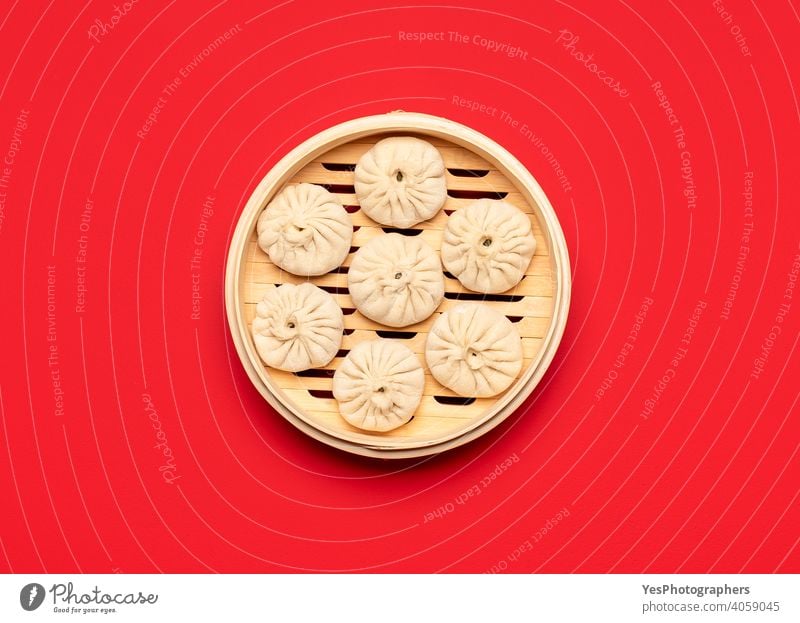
{"left": 252, "top": 283, "right": 343, "bottom": 372}
{"left": 348, "top": 233, "right": 444, "bottom": 328}
{"left": 257, "top": 183, "right": 353, "bottom": 276}
{"left": 441, "top": 199, "right": 536, "bottom": 293}
{"left": 354, "top": 137, "right": 447, "bottom": 227}
{"left": 425, "top": 303, "right": 523, "bottom": 397}
{"left": 333, "top": 340, "right": 424, "bottom": 432}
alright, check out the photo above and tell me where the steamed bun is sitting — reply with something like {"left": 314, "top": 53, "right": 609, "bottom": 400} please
{"left": 425, "top": 303, "right": 523, "bottom": 397}
{"left": 257, "top": 183, "right": 352, "bottom": 276}
{"left": 441, "top": 199, "right": 536, "bottom": 293}
{"left": 252, "top": 283, "right": 343, "bottom": 372}
{"left": 348, "top": 233, "right": 444, "bottom": 328}
{"left": 354, "top": 137, "right": 447, "bottom": 227}
{"left": 333, "top": 340, "right": 424, "bottom": 432}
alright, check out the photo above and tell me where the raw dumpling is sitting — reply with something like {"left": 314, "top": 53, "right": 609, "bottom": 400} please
{"left": 441, "top": 199, "right": 536, "bottom": 293}
{"left": 252, "top": 283, "right": 343, "bottom": 372}
{"left": 354, "top": 137, "right": 447, "bottom": 227}
{"left": 348, "top": 233, "right": 444, "bottom": 327}
{"left": 426, "top": 303, "right": 523, "bottom": 397}
{"left": 333, "top": 340, "right": 424, "bottom": 432}
{"left": 257, "top": 183, "right": 353, "bottom": 276}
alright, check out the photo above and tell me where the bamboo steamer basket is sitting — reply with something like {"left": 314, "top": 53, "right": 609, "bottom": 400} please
{"left": 225, "top": 112, "right": 571, "bottom": 458}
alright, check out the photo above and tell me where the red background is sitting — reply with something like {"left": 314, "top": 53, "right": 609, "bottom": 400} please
{"left": 0, "top": 0, "right": 798, "bottom": 573}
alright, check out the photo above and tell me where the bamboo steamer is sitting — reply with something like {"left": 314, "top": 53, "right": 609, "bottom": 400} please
{"left": 225, "top": 112, "right": 571, "bottom": 458}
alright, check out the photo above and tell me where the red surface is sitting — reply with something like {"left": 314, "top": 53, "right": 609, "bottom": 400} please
{"left": 0, "top": 0, "right": 798, "bottom": 573}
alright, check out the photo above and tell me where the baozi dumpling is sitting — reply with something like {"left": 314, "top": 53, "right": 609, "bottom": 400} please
{"left": 354, "top": 137, "right": 447, "bottom": 227}
{"left": 257, "top": 183, "right": 353, "bottom": 276}
{"left": 333, "top": 340, "right": 424, "bottom": 432}
{"left": 426, "top": 304, "right": 523, "bottom": 397}
{"left": 441, "top": 199, "right": 536, "bottom": 293}
{"left": 252, "top": 283, "right": 343, "bottom": 372}
{"left": 348, "top": 233, "right": 444, "bottom": 327}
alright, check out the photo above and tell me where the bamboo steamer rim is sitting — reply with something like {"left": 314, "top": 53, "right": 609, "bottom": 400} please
{"left": 225, "top": 112, "right": 571, "bottom": 458}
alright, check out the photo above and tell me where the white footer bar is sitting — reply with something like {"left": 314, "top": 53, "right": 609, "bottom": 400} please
{"left": 1, "top": 574, "right": 797, "bottom": 622}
